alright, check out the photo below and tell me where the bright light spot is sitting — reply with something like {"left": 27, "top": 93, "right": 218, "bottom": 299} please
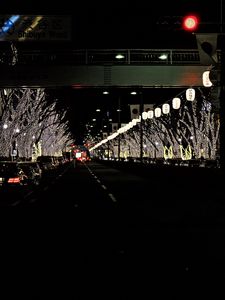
{"left": 103, "top": 91, "right": 109, "bottom": 94}
{"left": 159, "top": 54, "right": 168, "bottom": 60}
{"left": 1, "top": 15, "right": 20, "bottom": 36}
{"left": 202, "top": 71, "right": 213, "bottom": 87}
{"left": 130, "top": 91, "right": 137, "bottom": 95}
{"left": 3, "top": 124, "right": 8, "bottom": 129}
{"left": 182, "top": 15, "right": 199, "bottom": 31}
{"left": 115, "top": 54, "right": 125, "bottom": 59}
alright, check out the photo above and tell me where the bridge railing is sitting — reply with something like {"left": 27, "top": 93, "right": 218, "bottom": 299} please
{"left": 12, "top": 48, "right": 205, "bottom": 66}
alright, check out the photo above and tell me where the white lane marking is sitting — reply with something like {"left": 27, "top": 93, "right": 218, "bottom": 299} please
{"left": 108, "top": 193, "right": 117, "bottom": 202}
{"left": 23, "top": 190, "right": 33, "bottom": 199}
{"left": 29, "top": 198, "right": 36, "bottom": 203}
{"left": 86, "top": 164, "right": 116, "bottom": 202}
{"left": 10, "top": 200, "right": 21, "bottom": 206}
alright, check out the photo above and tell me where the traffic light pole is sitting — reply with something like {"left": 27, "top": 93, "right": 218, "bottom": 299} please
{"left": 118, "top": 96, "right": 121, "bottom": 161}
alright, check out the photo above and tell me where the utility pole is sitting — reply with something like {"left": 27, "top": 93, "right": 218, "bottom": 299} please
{"left": 139, "top": 89, "right": 144, "bottom": 163}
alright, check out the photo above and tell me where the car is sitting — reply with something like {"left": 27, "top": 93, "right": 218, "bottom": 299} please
{"left": 18, "top": 162, "right": 42, "bottom": 186}
{"left": 0, "top": 161, "right": 28, "bottom": 189}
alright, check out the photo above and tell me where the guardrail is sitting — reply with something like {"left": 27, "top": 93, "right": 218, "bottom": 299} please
{"left": 13, "top": 48, "right": 203, "bottom": 66}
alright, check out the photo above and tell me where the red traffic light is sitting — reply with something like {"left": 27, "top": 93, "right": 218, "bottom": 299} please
{"left": 182, "top": 15, "right": 199, "bottom": 31}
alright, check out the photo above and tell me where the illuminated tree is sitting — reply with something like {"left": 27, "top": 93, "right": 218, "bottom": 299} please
{"left": 0, "top": 88, "right": 73, "bottom": 159}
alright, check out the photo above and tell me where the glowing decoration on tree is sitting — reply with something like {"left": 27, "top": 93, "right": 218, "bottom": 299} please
{"left": 89, "top": 88, "right": 220, "bottom": 164}
{"left": 163, "top": 145, "right": 173, "bottom": 159}
{"left": 186, "top": 88, "right": 195, "bottom": 101}
{"left": 180, "top": 145, "right": 192, "bottom": 160}
{"left": 0, "top": 87, "right": 74, "bottom": 158}
{"left": 172, "top": 97, "right": 181, "bottom": 109}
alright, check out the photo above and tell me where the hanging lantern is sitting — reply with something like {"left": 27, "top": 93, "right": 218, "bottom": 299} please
{"left": 147, "top": 110, "right": 154, "bottom": 119}
{"left": 172, "top": 97, "right": 181, "bottom": 109}
{"left": 142, "top": 111, "right": 148, "bottom": 120}
{"left": 186, "top": 88, "right": 195, "bottom": 101}
{"left": 154, "top": 107, "right": 161, "bottom": 118}
{"left": 162, "top": 103, "right": 170, "bottom": 114}
{"left": 202, "top": 71, "right": 213, "bottom": 87}
{"left": 132, "top": 119, "right": 137, "bottom": 126}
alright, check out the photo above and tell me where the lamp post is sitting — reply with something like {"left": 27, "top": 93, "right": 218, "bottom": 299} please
{"left": 117, "top": 96, "right": 121, "bottom": 161}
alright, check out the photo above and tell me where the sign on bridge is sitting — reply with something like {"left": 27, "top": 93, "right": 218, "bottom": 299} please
{"left": 0, "top": 15, "right": 71, "bottom": 42}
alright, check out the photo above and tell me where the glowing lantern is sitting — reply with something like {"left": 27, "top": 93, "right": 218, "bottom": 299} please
{"left": 186, "top": 88, "right": 195, "bottom": 101}
{"left": 172, "top": 97, "right": 181, "bottom": 109}
{"left": 202, "top": 71, "right": 213, "bottom": 87}
{"left": 147, "top": 110, "right": 154, "bottom": 119}
{"left": 162, "top": 103, "right": 170, "bottom": 114}
{"left": 154, "top": 107, "right": 161, "bottom": 118}
{"left": 142, "top": 111, "right": 148, "bottom": 120}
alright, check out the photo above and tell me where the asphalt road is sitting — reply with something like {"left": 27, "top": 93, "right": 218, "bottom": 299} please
{"left": 1, "top": 160, "right": 225, "bottom": 299}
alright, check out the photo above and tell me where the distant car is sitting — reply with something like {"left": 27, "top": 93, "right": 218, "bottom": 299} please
{"left": 36, "top": 156, "right": 56, "bottom": 171}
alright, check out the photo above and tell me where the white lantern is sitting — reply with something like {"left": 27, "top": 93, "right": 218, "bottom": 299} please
{"left": 202, "top": 71, "right": 213, "bottom": 87}
{"left": 154, "top": 107, "right": 161, "bottom": 118}
{"left": 172, "top": 97, "right": 181, "bottom": 109}
{"left": 147, "top": 110, "right": 154, "bottom": 119}
{"left": 132, "top": 119, "right": 137, "bottom": 126}
{"left": 142, "top": 111, "right": 148, "bottom": 120}
{"left": 186, "top": 88, "right": 195, "bottom": 101}
{"left": 162, "top": 103, "right": 170, "bottom": 114}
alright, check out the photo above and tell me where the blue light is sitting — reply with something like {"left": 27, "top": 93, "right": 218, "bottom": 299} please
{"left": 9, "top": 15, "right": 20, "bottom": 24}
{"left": 0, "top": 15, "right": 20, "bottom": 36}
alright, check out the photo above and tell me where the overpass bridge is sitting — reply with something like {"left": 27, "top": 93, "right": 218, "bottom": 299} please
{"left": 0, "top": 48, "right": 219, "bottom": 88}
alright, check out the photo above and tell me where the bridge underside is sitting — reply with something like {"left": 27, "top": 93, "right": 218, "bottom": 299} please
{"left": 0, "top": 65, "right": 209, "bottom": 88}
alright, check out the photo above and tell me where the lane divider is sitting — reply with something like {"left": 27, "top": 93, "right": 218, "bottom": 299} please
{"left": 108, "top": 193, "right": 117, "bottom": 202}
{"left": 85, "top": 163, "right": 117, "bottom": 203}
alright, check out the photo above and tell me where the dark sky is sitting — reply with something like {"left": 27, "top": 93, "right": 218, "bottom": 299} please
{"left": 1, "top": 0, "right": 223, "bottom": 144}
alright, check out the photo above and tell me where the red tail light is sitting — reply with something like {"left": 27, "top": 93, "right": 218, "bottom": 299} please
{"left": 8, "top": 177, "right": 20, "bottom": 183}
